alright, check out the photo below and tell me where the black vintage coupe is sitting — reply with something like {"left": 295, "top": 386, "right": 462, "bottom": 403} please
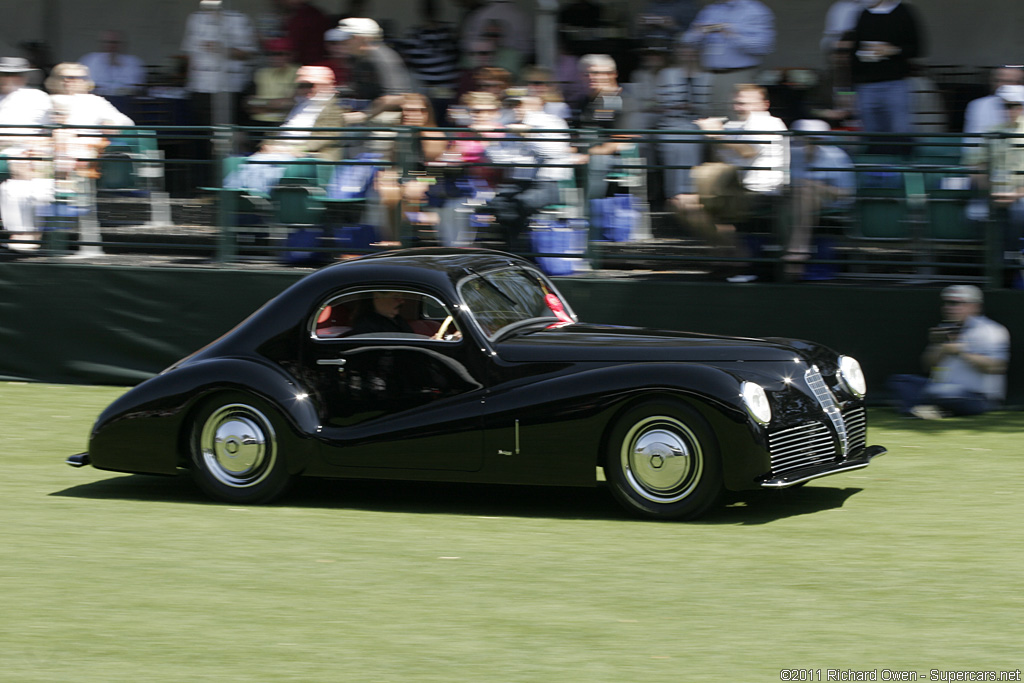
{"left": 68, "top": 249, "right": 884, "bottom": 519}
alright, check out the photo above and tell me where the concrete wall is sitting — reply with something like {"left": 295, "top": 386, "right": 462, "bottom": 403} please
{"left": 1, "top": 1, "right": 1020, "bottom": 74}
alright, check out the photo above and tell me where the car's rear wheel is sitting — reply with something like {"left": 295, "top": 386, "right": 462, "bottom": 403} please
{"left": 190, "top": 394, "right": 292, "bottom": 504}
{"left": 605, "top": 400, "right": 722, "bottom": 520}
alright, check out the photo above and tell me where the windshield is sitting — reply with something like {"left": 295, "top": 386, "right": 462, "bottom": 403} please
{"left": 458, "top": 267, "right": 574, "bottom": 340}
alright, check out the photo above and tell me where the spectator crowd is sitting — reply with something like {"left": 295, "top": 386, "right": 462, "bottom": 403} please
{"left": 0, "top": 0, "right": 1021, "bottom": 278}
{"left": 0, "top": 0, "right": 1016, "bottom": 417}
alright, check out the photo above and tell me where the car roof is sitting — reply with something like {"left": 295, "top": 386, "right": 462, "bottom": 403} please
{"left": 298, "top": 248, "right": 529, "bottom": 296}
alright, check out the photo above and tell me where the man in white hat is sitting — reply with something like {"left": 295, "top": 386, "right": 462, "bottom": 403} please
{"left": 0, "top": 57, "right": 52, "bottom": 145}
{"left": 0, "top": 57, "right": 53, "bottom": 252}
{"left": 888, "top": 285, "right": 1010, "bottom": 419}
{"left": 336, "top": 17, "right": 412, "bottom": 106}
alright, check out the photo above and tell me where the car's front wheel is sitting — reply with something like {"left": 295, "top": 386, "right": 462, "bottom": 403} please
{"left": 605, "top": 400, "right": 722, "bottom": 520}
{"left": 190, "top": 394, "right": 292, "bottom": 504}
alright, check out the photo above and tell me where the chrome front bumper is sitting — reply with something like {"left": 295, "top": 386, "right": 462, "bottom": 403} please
{"left": 759, "top": 445, "right": 886, "bottom": 489}
{"left": 66, "top": 453, "right": 91, "bottom": 468}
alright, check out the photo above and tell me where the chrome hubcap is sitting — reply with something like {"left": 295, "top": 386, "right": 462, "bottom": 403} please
{"left": 621, "top": 416, "right": 702, "bottom": 503}
{"left": 199, "top": 404, "right": 276, "bottom": 488}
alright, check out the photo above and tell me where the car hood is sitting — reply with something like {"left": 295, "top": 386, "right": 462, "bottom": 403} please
{"left": 494, "top": 324, "right": 808, "bottom": 364}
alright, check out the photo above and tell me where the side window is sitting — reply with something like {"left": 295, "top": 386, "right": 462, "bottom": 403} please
{"left": 313, "top": 290, "right": 460, "bottom": 341}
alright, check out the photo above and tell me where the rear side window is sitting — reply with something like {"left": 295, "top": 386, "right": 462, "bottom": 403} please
{"left": 312, "top": 290, "right": 460, "bottom": 341}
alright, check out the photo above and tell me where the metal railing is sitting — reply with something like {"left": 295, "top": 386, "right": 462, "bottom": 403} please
{"left": 1, "top": 122, "right": 1021, "bottom": 288}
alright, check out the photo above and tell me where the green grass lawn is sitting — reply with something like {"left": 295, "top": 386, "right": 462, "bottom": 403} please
{"left": 2, "top": 382, "right": 1022, "bottom": 682}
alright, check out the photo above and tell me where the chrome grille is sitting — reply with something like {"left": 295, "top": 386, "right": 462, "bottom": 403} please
{"left": 805, "top": 366, "right": 849, "bottom": 456}
{"left": 765, "top": 370, "right": 868, "bottom": 477}
{"left": 844, "top": 406, "right": 867, "bottom": 451}
{"left": 767, "top": 422, "right": 837, "bottom": 475}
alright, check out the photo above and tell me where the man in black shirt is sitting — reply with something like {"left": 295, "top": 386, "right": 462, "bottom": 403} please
{"left": 351, "top": 293, "right": 416, "bottom": 335}
{"left": 850, "top": 0, "right": 925, "bottom": 133}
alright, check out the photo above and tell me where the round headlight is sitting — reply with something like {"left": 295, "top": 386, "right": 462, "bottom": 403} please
{"left": 838, "top": 355, "right": 867, "bottom": 397}
{"left": 741, "top": 381, "right": 772, "bottom": 425}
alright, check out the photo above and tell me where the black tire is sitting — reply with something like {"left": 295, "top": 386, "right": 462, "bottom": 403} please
{"left": 605, "top": 400, "right": 723, "bottom": 520}
{"left": 189, "top": 393, "right": 292, "bottom": 504}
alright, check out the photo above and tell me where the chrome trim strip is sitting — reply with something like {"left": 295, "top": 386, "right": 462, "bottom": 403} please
{"left": 805, "top": 366, "right": 849, "bottom": 456}
{"left": 66, "top": 453, "right": 91, "bottom": 468}
{"left": 760, "top": 461, "right": 870, "bottom": 489}
{"left": 311, "top": 289, "right": 460, "bottom": 342}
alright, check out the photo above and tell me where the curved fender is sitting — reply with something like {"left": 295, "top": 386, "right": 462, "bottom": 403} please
{"left": 484, "top": 362, "right": 766, "bottom": 488}
{"left": 88, "top": 359, "right": 321, "bottom": 476}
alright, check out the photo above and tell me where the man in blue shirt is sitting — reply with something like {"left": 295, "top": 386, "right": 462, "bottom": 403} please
{"left": 681, "top": 0, "right": 775, "bottom": 118}
{"left": 888, "top": 285, "right": 1010, "bottom": 419}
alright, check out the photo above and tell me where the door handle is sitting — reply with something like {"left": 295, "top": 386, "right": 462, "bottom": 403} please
{"left": 317, "top": 358, "right": 347, "bottom": 367}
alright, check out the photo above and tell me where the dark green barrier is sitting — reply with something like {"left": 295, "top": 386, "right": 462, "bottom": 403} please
{"left": 2, "top": 262, "right": 1021, "bottom": 406}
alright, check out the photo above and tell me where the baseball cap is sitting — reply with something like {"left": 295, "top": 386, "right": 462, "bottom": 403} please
{"left": 996, "top": 84, "right": 1024, "bottom": 104}
{"left": 941, "top": 284, "right": 983, "bottom": 304}
{"left": 338, "top": 17, "right": 382, "bottom": 38}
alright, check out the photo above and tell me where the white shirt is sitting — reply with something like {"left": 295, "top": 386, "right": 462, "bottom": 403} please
{"left": 932, "top": 315, "right": 1010, "bottom": 402}
{"left": 79, "top": 52, "right": 146, "bottom": 96}
{"left": 519, "top": 110, "right": 575, "bottom": 182}
{"left": 181, "top": 9, "right": 258, "bottom": 93}
{"left": 963, "top": 95, "right": 1007, "bottom": 135}
{"left": 63, "top": 93, "right": 135, "bottom": 128}
{"left": 719, "top": 109, "right": 788, "bottom": 193}
{"left": 0, "top": 86, "right": 53, "bottom": 144}
{"left": 281, "top": 92, "right": 332, "bottom": 137}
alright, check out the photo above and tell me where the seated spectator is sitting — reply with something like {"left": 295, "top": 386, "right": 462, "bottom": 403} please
{"left": 245, "top": 38, "right": 301, "bottom": 129}
{"left": 259, "top": 65, "right": 346, "bottom": 160}
{"left": 372, "top": 92, "right": 450, "bottom": 242}
{"left": 452, "top": 66, "right": 512, "bottom": 125}
{"left": 480, "top": 93, "right": 578, "bottom": 250}
{"left": 521, "top": 65, "right": 571, "bottom": 121}
{"left": 678, "top": 83, "right": 787, "bottom": 281}
{"left": 0, "top": 57, "right": 52, "bottom": 252}
{"left": 445, "top": 90, "right": 505, "bottom": 185}
{"left": 964, "top": 84, "right": 1024, "bottom": 262}
{"left": 888, "top": 285, "right": 1009, "bottom": 419}
{"left": 44, "top": 62, "right": 135, "bottom": 128}
{"left": 784, "top": 119, "right": 855, "bottom": 278}
{"left": 571, "top": 54, "right": 635, "bottom": 201}
{"left": 963, "top": 65, "right": 1024, "bottom": 135}
{"left": 78, "top": 30, "right": 146, "bottom": 97}
{"left": 429, "top": 91, "right": 505, "bottom": 246}
{"left": 0, "top": 57, "right": 52, "bottom": 149}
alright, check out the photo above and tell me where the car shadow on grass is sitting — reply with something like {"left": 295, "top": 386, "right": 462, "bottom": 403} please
{"left": 52, "top": 473, "right": 863, "bottom": 524}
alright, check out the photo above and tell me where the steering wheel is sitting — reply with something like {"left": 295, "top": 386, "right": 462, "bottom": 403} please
{"left": 431, "top": 315, "right": 461, "bottom": 341}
